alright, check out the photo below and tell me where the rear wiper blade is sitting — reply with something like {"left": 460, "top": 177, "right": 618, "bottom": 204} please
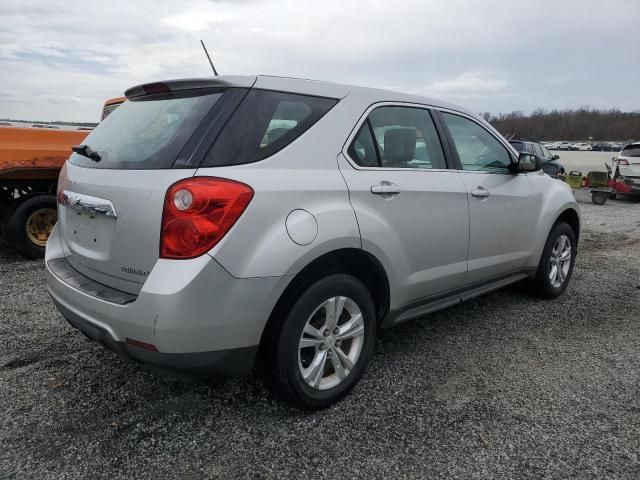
{"left": 71, "top": 144, "right": 101, "bottom": 162}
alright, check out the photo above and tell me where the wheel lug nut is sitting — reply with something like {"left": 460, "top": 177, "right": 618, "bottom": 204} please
{"left": 333, "top": 328, "right": 339, "bottom": 335}
{"left": 323, "top": 330, "right": 330, "bottom": 337}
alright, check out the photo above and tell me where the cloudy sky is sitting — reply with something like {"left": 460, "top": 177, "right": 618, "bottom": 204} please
{"left": 1, "top": 0, "right": 638, "bottom": 122}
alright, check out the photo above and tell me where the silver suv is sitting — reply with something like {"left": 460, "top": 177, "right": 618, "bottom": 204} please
{"left": 46, "top": 76, "right": 580, "bottom": 409}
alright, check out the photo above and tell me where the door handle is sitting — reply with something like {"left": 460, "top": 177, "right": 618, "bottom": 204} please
{"left": 371, "top": 181, "right": 401, "bottom": 195}
{"left": 471, "top": 187, "right": 490, "bottom": 198}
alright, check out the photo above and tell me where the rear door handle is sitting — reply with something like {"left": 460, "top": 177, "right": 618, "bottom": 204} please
{"left": 371, "top": 182, "right": 401, "bottom": 195}
{"left": 471, "top": 187, "right": 490, "bottom": 198}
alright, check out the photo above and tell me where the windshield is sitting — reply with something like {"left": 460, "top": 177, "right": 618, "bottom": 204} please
{"left": 70, "top": 90, "right": 223, "bottom": 169}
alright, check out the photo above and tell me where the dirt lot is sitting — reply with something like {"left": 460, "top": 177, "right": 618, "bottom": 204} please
{"left": 1, "top": 190, "right": 639, "bottom": 480}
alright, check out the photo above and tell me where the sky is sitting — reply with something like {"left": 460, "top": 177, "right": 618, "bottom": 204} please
{"left": 1, "top": 0, "right": 638, "bottom": 122}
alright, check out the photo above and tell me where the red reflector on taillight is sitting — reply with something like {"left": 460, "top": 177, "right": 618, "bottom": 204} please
{"left": 160, "top": 177, "right": 254, "bottom": 259}
{"left": 126, "top": 338, "right": 159, "bottom": 352}
{"left": 618, "top": 159, "right": 629, "bottom": 166}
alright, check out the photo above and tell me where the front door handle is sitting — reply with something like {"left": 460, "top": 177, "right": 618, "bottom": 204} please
{"left": 471, "top": 187, "right": 490, "bottom": 198}
{"left": 371, "top": 181, "right": 401, "bottom": 195}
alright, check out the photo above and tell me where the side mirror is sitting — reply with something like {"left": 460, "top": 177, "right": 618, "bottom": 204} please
{"left": 516, "top": 152, "right": 542, "bottom": 173}
{"left": 553, "top": 154, "right": 560, "bottom": 160}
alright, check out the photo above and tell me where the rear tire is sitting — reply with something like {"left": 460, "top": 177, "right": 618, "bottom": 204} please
{"left": 529, "top": 222, "right": 576, "bottom": 298}
{"left": 3, "top": 195, "right": 57, "bottom": 259}
{"left": 263, "top": 274, "right": 376, "bottom": 410}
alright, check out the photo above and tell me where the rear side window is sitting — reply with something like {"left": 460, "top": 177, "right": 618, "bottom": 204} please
{"left": 70, "top": 90, "right": 223, "bottom": 169}
{"left": 348, "top": 124, "right": 379, "bottom": 167}
{"left": 348, "top": 106, "right": 446, "bottom": 169}
{"left": 202, "top": 90, "right": 337, "bottom": 167}
{"left": 621, "top": 146, "right": 640, "bottom": 157}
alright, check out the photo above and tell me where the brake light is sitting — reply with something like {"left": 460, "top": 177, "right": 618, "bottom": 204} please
{"left": 160, "top": 177, "right": 254, "bottom": 259}
{"left": 142, "top": 82, "right": 171, "bottom": 95}
{"left": 618, "top": 159, "right": 629, "bottom": 166}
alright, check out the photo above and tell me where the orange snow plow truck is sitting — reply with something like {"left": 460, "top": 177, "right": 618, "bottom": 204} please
{"left": 0, "top": 97, "right": 125, "bottom": 258}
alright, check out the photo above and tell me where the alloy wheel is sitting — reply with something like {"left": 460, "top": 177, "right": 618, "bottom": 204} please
{"left": 298, "top": 296, "right": 365, "bottom": 390}
{"left": 549, "top": 234, "right": 571, "bottom": 288}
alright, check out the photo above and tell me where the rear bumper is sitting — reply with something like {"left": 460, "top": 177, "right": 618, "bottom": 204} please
{"left": 45, "top": 225, "right": 289, "bottom": 377}
{"left": 57, "top": 298, "right": 257, "bottom": 377}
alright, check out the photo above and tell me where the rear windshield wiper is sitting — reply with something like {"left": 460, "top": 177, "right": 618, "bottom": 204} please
{"left": 71, "top": 144, "right": 101, "bottom": 162}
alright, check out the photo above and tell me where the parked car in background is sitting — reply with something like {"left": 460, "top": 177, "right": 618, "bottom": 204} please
{"left": 591, "top": 142, "right": 610, "bottom": 151}
{"left": 557, "top": 142, "right": 573, "bottom": 151}
{"left": 45, "top": 75, "right": 580, "bottom": 409}
{"left": 546, "top": 142, "right": 560, "bottom": 150}
{"left": 509, "top": 140, "right": 565, "bottom": 178}
{"left": 616, "top": 142, "right": 640, "bottom": 195}
{"left": 609, "top": 142, "right": 622, "bottom": 152}
{"left": 570, "top": 143, "right": 591, "bottom": 151}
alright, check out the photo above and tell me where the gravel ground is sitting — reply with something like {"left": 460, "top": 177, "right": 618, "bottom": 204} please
{"left": 1, "top": 190, "right": 639, "bottom": 480}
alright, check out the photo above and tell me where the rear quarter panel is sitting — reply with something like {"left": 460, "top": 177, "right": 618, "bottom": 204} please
{"left": 197, "top": 164, "right": 361, "bottom": 278}
{"left": 194, "top": 96, "right": 367, "bottom": 279}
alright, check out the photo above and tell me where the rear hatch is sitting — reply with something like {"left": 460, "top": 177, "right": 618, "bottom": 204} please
{"left": 56, "top": 77, "right": 254, "bottom": 294}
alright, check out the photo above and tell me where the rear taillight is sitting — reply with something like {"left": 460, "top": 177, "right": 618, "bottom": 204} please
{"left": 160, "top": 177, "right": 253, "bottom": 259}
{"left": 618, "top": 159, "right": 630, "bottom": 166}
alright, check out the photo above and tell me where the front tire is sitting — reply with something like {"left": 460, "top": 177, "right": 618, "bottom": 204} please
{"left": 529, "top": 222, "right": 576, "bottom": 298}
{"left": 264, "top": 274, "right": 376, "bottom": 410}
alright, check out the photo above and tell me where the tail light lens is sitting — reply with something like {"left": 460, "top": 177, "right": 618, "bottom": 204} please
{"left": 618, "top": 159, "right": 629, "bottom": 166}
{"left": 160, "top": 177, "right": 253, "bottom": 259}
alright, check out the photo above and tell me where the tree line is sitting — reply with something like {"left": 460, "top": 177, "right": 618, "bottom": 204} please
{"left": 481, "top": 108, "right": 640, "bottom": 141}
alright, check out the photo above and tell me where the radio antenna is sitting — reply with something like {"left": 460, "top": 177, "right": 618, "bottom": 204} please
{"left": 200, "top": 40, "right": 218, "bottom": 76}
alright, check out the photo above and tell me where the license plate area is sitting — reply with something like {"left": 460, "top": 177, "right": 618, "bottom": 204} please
{"left": 62, "top": 208, "right": 116, "bottom": 258}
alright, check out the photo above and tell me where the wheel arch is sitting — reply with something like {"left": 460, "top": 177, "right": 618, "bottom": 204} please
{"left": 256, "top": 248, "right": 390, "bottom": 364}
{"left": 555, "top": 207, "right": 580, "bottom": 244}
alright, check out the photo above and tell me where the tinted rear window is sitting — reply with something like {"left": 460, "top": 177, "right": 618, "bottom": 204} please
{"left": 70, "top": 90, "right": 223, "bottom": 169}
{"left": 509, "top": 141, "right": 533, "bottom": 153}
{"left": 621, "top": 146, "right": 640, "bottom": 157}
{"left": 509, "top": 141, "right": 525, "bottom": 152}
{"left": 201, "top": 89, "right": 337, "bottom": 167}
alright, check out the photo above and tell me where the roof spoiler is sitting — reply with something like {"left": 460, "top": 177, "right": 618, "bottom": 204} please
{"left": 124, "top": 76, "right": 256, "bottom": 99}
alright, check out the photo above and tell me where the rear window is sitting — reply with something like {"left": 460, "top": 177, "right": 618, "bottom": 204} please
{"left": 621, "top": 146, "right": 640, "bottom": 157}
{"left": 201, "top": 89, "right": 337, "bottom": 167}
{"left": 509, "top": 141, "right": 531, "bottom": 153}
{"left": 70, "top": 90, "right": 223, "bottom": 169}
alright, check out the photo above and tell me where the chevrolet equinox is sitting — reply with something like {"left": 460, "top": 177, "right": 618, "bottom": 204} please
{"left": 46, "top": 75, "right": 580, "bottom": 409}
